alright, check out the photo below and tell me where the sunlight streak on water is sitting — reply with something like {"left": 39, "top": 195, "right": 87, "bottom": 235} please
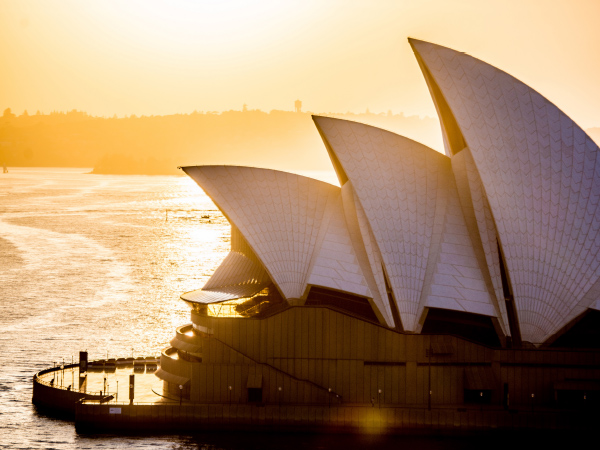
{"left": 0, "top": 220, "right": 133, "bottom": 332}
{"left": 0, "top": 168, "right": 231, "bottom": 448}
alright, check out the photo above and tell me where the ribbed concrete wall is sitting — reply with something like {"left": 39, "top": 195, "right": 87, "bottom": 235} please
{"left": 170, "top": 307, "right": 600, "bottom": 409}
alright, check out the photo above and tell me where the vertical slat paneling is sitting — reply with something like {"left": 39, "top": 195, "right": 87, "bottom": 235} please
{"left": 294, "top": 308, "right": 302, "bottom": 358}
{"left": 308, "top": 309, "right": 316, "bottom": 360}
{"left": 273, "top": 313, "right": 281, "bottom": 359}
{"left": 398, "top": 366, "right": 406, "bottom": 404}
{"left": 342, "top": 315, "right": 351, "bottom": 360}
{"left": 232, "top": 319, "right": 241, "bottom": 355}
{"left": 334, "top": 313, "right": 343, "bottom": 360}
{"left": 327, "top": 310, "right": 335, "bottom": 360}
{"left": 206, "top": 365, "right": 214, "bottom": 402}
{"left": 384, "top": 367, "right": 392, "bottom": 406}
{"left": 364, "top": 322, "right": 372, "bottom": 360}
{"left": 315, "top": 309, "right": 324, "bottom": 360}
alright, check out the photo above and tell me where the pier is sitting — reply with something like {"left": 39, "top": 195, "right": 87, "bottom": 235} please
{"left": 33, "top": 353, "right": 600, "bottom": 434}
{"left": 32, "top": 356, "right": 161, "bottom": 416}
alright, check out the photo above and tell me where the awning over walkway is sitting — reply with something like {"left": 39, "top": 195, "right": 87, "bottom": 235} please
{"left": 155, "top": 368, "right": 190, "bottom": 386}
{"left": 169, "top": 337, "right": 202, "bottom": 354}
{"left": 181, "top": 282, "right": 269, "bottom": 304}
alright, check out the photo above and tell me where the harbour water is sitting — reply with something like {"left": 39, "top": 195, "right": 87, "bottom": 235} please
{"left": 0, "top": 168, "right": 585, "bottom": 449}
{"left": 0, "top": 168, "right": 231, "bottom": 448}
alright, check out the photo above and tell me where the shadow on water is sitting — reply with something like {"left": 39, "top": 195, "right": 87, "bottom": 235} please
{"left": 32, "top": 404, "right": 75, "bottom": 422}
{"left": 72, "top": 429, "right": 595, "bottom": 450}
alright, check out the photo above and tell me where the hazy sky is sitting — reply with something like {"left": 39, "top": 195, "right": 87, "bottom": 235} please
{"left": 2, "top": 0, "right": 600, "bottom": 128}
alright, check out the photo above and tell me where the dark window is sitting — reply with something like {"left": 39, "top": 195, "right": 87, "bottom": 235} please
{"left": 464, "top": 389, "right": 492, "bottom": 404}
{"left": 422, "top": 308, "right": 501, "bottom": 347}
{"left": 248, "top": 388, "right": 262, "bottom": 403}
{"left": 551, "top": 310, "right": 600, "bottom": 348}
{"left": 556, "top": 389, "right": 599, "bottom": 409}
{"left": 305, "top": 286, "right": 378, "bottom": 322}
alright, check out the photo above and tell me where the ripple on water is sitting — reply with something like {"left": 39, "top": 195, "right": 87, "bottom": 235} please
{"left": 0, "top": 170, "right": 234, "bottom": 449}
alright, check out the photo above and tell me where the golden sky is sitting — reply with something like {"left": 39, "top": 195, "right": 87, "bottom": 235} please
{"left": 2, "top": 0, "right": 600, "bottom": 128}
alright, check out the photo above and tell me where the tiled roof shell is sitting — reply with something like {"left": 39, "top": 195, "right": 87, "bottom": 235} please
{"left": 410, "top": 39, "right": 600, "bottom": 343}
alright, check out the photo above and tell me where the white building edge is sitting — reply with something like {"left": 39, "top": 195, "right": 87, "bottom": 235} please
{"left": 181, "top": 39, "right": 600, "bottom": 347}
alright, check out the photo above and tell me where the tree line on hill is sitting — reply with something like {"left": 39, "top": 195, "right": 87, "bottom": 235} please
{"left": 2, "top": 106, "right": 597, "bottom": 175}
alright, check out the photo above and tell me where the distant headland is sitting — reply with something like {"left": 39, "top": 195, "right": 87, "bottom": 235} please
{"left": 0, "top": 107, "right": 444, "bottom": 176}
{"left": 2, "top": 107, "right": 599, "bottom": 176}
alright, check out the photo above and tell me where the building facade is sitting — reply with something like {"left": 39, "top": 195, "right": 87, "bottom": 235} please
{"left": 157, "top": 39, "right": 600, "bottom": 414}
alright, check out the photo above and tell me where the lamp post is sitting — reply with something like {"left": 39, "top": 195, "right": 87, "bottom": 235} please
{"left": 228, "top": 385, "right": 232, "bottom": 405}
{"left": 531, "top": 393, "right": 534, "bottom": 412}
{"left": 179, "top": 385, "right": 183, "bottom": 405}
{"left": 378, "top": 389, "right": 382, "bottom": 409}
{"left": 328, "top": 388, "right": 331, "bottom": 408}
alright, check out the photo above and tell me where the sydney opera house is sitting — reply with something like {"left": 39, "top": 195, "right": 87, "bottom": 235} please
{"left": 156, "top": 39, "right": 600, "bottom": 418}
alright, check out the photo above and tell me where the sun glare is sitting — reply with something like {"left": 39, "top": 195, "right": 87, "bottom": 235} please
{"left": 2, "top": 0, "right": 600, "bottom": 125}
{"left": 83, "top": 0, "right": 311, "bottom": 63}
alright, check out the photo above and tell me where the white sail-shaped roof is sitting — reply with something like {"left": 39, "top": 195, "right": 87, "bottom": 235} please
{"left": 303, "top": 187, "right": 395, "bottom": 326}
{"left": 341, "top": 181, "right": 395, "bottom": 327}
{"left": 451, "top": 148, "right": 510, "bottom": 335}
{"left": 183, "top": 166, "right": 339, "bottom": 301}
{"left": 313, "top": 116, "right": 504, "bottom": 332}
{"left": 204, "top": 224, "right": 270, "bottom": 290}
{"left": 181, "top": 221, "right": 271, "bottom": 303}
{"left": 421, "top": 165, "right": 507, "bottom": 334}
{"left": 410, "top": 38, "right": 600, "bottom": 343}
{"left": 305, "top": 192, "right": 373, "bottom": 301}
{"left": 181, "top": 224, "right": 272, "bottom": 304}
{"left": 183, "top": 166, "right": 385, "bottom": 324}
